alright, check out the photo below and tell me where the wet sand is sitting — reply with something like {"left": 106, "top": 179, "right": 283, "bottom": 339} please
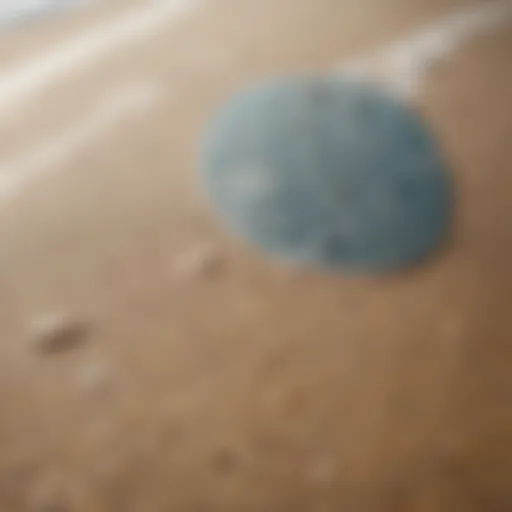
{"left": 0, "top": 0, "right": 511, "bottom": 509}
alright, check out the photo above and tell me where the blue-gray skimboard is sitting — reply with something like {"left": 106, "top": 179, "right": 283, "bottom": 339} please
{"left": 199, "top": 76, "right": 451, "bottom": 272}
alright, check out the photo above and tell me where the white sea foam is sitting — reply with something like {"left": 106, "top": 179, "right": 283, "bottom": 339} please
{"left": 0, "top": 83, "right": 161, "bottom": 202}
{"left": 341, "top": 1, "right": 512, "bottom": 97}
{"left": 0, "top": 0, "right": 201, "bottom": 112}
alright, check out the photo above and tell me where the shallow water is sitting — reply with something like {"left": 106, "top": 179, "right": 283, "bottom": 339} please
{"left": 0, "top": 0, "right": 84, "bottom": 30}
